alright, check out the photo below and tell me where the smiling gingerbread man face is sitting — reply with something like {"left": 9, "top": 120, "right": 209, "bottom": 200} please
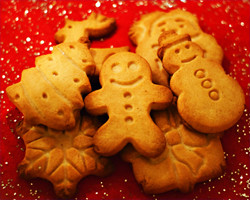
{"left": 100, "top": 52, "right": 152, "bottom": 87}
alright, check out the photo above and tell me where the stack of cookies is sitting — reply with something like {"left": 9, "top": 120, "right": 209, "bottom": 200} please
{"left": 6, "top": 9, "right": 245, "bottom": 198}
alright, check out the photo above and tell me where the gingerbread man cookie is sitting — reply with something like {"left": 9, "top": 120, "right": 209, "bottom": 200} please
{"left": 17, "top": 112, "right": 113, "bottom": 199}
{"left": 158, "top": 31, "right": 245, "bottom": 133}
{"left": 55, "top": 12, "right": 116, "bottom": 44}
{"left": 129, "top": 9, "right": 223, "bottom": 86}
{"left": 6, "top": 42, "right": 94, "bottom": 130}
{"left": 122, "top": 106, "right": 226, "bottom": 194}
{"left": 84, "top": 52, "right": 173, "bottom": 157}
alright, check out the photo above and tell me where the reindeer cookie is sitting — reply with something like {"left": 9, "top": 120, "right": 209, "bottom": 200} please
{"left": 84, "top": 52, "right": 173, "bottom": 157}
{"left": 158, "top": 31, "right": 245, "bottom": 133}
{"left": 129, "top": 9, "right": 223, "bottom": 85}
{"left": 55, "top": 12, "right": 116, "bottom": 44}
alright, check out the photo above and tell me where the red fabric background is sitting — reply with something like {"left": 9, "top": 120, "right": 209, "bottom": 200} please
{"left": 0, "top": 0, "right": 249, "bottom": 199}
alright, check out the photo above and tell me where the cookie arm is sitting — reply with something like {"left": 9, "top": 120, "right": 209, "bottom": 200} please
{"left": 84, "top": 89, "right": 107, "bottom": 115}
{"left": 149, "top": 84, "right": 173, "bottom": 110}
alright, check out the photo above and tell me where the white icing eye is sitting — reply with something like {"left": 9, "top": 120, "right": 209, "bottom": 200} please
{"left": 111, "top": 64, "right": 122, "bottom": 73}
{"left": 128, "top": 62, "right": 139, "bottom": 71}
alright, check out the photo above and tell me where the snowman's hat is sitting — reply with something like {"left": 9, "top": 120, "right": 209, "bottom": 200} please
{"left": 157, "top": 30, "right": 190, "bottom": 59}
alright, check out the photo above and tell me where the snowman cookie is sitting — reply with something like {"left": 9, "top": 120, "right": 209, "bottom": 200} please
{"left": 158, "top": 31, "right": 245, "bottom": 133}
{"left": 129, "top": 9, "right": 223, "bottom": 86}
{"left": 84, "top": 52, "right": 173, "bottom": 157}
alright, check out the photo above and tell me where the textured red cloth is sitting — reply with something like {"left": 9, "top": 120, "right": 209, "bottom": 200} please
{"left": 0, "top": 0, "right": 249, "bottom": 199}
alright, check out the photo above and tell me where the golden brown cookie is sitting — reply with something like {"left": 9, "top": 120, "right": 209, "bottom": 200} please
{"left": 84, "top": 52, "right": 173, "bottom": 158}
{"left": 122, "top": 106, "right": 226, "bottom": 194}
{"left": 158, "top": 31, "right": 245, "bottom": 133}
{"left": 6, "top": 42, "right": 94, "bottom": 130}
{"left": 55, "top": 12, "right": 116, "bottom": 44}
{"left": 17, "top": 113, "right": 113, "bottom": 199}
{"left": 129, "top": 9, "right": 223, "bottom": 85}
{"left": 129, "top": 11, "right": 170, "bottom": 86}
{"left": 90, "top": 46, "right": 130, "bottom": 76}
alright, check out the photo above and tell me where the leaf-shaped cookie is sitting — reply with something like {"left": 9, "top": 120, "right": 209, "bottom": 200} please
{"left": 6, "top": 42, "right": 95, "bottom": 130}
{"left": 55, "top": 12, "right": 116, "bottom": 44}
{"left": 122, "top": 106, "right": 226, "bottom": 194}
{"left": 17, "top": 113, "right": 113, "bottom": 199}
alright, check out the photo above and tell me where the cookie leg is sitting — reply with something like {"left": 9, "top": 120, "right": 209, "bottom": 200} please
{"left": 93, "top": 119, "right": 128, "bottom": 156}
{"left": 131, "top": 121, "right": 166, "bottom": 158}
{"left": 93, "top": 119, "right": 166, "bottom": 158}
